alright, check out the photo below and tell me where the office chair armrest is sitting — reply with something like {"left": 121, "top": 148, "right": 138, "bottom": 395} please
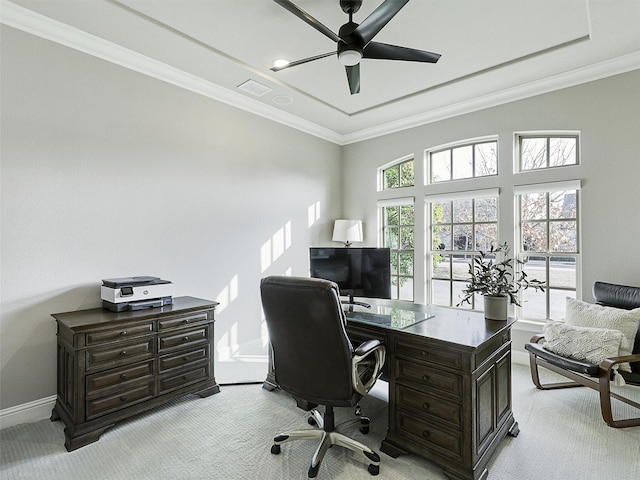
{"left": 352, "top": 339, "right": 386, "bottom": 396}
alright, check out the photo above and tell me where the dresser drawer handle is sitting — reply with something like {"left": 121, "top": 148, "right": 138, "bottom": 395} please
{"left": 120, "top": 350, "right": 127, "bottom": 356}
{"left": 422, "top": 375, "right": 430, "bottom": 382}
{"left": 120, "top": 373, "right": 127, "bottom": 379}
{"left": 422, "top": 430, "right": 430, "bottom": 438}
{"left": 423, "top": 402, "right": 430, "bottom": 410}
{"left": 120, "top": 396, "right": 127, "bottom": 402}
{"left": 420, "top": 351, "right": 428, "bottom": 356}
{"left": 120, "top": 331, "right": 127, "bottom": 336}
{"left": 183, "top": 336, "right": 190, "bottom": 342}
{"left": 183, "top": 319, "right": 190, "bottom": 324}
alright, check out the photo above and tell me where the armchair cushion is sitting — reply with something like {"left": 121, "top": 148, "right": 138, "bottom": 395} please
{"left": 564, "top": 297, "right": 640, "bottom": 372}
{"left": 542, "top": 320, "right": 629, "bottom": 369}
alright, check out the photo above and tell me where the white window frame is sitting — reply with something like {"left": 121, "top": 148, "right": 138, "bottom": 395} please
{"left": 425, "top": 188, "right": 500, "bottom": 308}
{"left": 514, "top": 180, "right": 582, "bottom": 321}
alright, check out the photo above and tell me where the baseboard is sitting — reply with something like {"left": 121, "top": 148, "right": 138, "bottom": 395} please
{"left": 0, "top": 395, "right": 56, "bottom": 430}
{"left": 512, "top": 350, "right": 529, "bottom": 366}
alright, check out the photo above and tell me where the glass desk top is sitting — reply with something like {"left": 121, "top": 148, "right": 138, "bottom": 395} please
{"left": 343, "top": 303, "right": 435, "bottom": 330}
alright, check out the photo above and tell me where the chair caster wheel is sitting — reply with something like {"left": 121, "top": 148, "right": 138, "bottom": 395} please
{"left": 271, "top": 444, "right": 281, "bottom": 455}
{"left": 360, "top": 426, "right": 370, "bottom": 434}
{"left": 368, "top": 464, "right": 380, "bottom": 476}
{"left": 308, "top": 464, "right": 320, "bottom": 478}
{"left": 308, "top": 416, "right": 317, "bottom": 426}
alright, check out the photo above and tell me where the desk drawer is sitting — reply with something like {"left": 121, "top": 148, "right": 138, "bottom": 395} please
{"left": 395, "top": 339, "right": 462, "bottom": 370}
{"left": 396, "top": 358, "right": 462, "bottom": 398}
{"left": 158, "top": 312, "right": 209, "bottom": 331}
{"left": 86, "top": 338, "right": 155, "bottom": 372}
{"left": 86, "top": 360, "right": 155, "bottom": 395}
{"left": 159, "top": 345, "right": 209, "bottom": 373}
{"left": 86, "top": 321, "right": 154, "bottom": 346}
{"left": 396, "top": 384, "right": 463, "bottom": 428}
{"left": 158, "top": 363, "right": 211, "bottom": 395}
{"left": 158, "top": 326, "right": 210, "bottom": 353}
{"left": 396, "top": 410, "right": 463, "bottom": 462}
{"left": 86, "top": 381, "right": 155, "bottom": 420}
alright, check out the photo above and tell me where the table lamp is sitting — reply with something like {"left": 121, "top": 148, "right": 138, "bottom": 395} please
{"left": 332, "top": 219, "right": 363, "bottom": 247}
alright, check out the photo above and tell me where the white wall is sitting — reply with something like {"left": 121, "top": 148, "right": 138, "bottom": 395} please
{"left": 341, "top": 70, "right": 640, "bottom": 348}
{"left": 0, "top": 27, "right": 342, "bottom": 410}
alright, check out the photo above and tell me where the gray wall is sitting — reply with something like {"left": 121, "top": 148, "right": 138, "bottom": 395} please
{"left": 0, "top": 27, "right": 342, "bottom": 409}
{"left": 341, "top": 70, "right": 640, "bottom": 351}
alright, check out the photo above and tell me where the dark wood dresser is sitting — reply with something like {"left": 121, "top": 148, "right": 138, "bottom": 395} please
{"left": 51, "top": 296, "right": 219, "bottom": 451}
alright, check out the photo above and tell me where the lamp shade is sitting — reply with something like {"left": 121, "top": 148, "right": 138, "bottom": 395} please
{"left": 332, "top": 219, "right": 363, "bottom": 247}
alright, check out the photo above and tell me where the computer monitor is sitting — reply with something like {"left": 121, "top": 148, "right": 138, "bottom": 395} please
{"left": 309, "top": 247, "right": 391, "bottom": 306}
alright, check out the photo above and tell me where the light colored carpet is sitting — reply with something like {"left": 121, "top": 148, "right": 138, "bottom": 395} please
{"left": 1, "top": 364, "right": 639, "bottom": 480}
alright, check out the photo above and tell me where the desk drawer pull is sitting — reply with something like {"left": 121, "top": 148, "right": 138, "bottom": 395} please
{"left": 183, "top": 336, "right": 190, "bottom": 342}
{"left": 120, "top": 373, "right": 127, "bottom": 379}
{"left": 183, "top": 319, "right": 190, "bottom": 324}
{"left": 120, "top": 331, "right": 127, "bottom": 336}
{"left": 120, "top": 350, "right": 127, "bottom": 356}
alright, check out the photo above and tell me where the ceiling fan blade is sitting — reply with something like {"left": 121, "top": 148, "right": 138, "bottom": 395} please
{"left": 345, "top": 64, "right": 361, "bottom": 95}
{"left": 270, "top": 52, "right": 335, "bottom": 72}
{"left": 354, "top": 0, "right": 410, "bottom": 45}
{"left": 364, "top": 42, "right": 441, "bottom": 63}
{"left": 273, "top": 0, "right": 340, "bottom": 43}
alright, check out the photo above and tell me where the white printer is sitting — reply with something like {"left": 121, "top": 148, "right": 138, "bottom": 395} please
{"left": 101, "top": 276, "right": 174, "bottom": 312}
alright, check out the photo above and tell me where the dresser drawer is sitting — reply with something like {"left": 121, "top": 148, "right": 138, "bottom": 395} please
{"left": 396, "top": 358, "right": 462, "bottom": 398}
{"left": 86, "top": 338, "right": 155, "bottom": 372}
{"left": 86, "top": 381, "right": 155, "bottom": 420}
{"left": 158, "top": 326, "right": 210, "bottom": 353}
{"left": 86, "top": 360, "right": 155, "bottom": 395}
{"left": 396, "top": 410, "right": 463, "bottom": 462}
{"left": 159, "top": 345, "right": 209, "bottom": 373}
{"left": 158, "top": 364, "right": 211, "bottom": 395}
{"left": 86, "top": 321, "right": 154, "bottom": 346}
{"left": 395, "top": 339, "right": 462, "bottom": 370}
{"left": 396, "top": 384, "right": 463, "bottom": 428}
{"left": 158, "top": 312, "right": 209, "bottom": 331}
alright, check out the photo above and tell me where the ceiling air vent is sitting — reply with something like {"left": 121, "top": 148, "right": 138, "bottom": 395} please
{"left": 237, "top": 79, "right": 272, "bottom": 97}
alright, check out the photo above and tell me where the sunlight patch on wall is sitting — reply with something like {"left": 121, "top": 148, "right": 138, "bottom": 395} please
{"left": 215, "top": 274, "right": 240, "bottom": 361}
{"left": 260, "top": 221, "right": 292, "bottom": 273}
{"left": 308, "top": 201, "right": 321, "bottom": 227}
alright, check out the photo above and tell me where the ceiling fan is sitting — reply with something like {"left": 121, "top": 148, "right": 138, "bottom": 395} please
{"left": 270, "top": 0, "right": 441, "bottom": 95}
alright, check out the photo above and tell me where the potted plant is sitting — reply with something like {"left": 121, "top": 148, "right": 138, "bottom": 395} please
{"left": 457, "top": 242, "right": 545, "bottom": 320}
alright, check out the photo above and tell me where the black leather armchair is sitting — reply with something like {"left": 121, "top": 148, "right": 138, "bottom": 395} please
{"left": 260, "top": 276, "right": 386, "bottom": 478}
{"left": 525, "top": 281, "right": 640, "bottom": 427}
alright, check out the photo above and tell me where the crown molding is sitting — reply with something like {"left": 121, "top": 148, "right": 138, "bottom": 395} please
{"left": 341, "top": 51, "right": 640, "bottom": 145}
{"left": 2, "top": 0, "right": 638, "bottom": 147}
{"left": 0, "top": 0, "right": 343, "bottom": 144}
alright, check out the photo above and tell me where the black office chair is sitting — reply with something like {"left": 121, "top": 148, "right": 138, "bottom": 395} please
{"left": 260, "top": 276, "right": 386, "bottom": 478}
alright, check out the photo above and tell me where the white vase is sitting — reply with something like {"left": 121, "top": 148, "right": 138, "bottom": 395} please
{"left": 483, "top": 295, "right": 508, "bottom": 320}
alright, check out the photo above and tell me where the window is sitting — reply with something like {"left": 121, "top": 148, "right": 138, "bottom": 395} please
{"left": 427, "top": 189, "right": 499, "bottom": 308}
{"left": 382, "top": 158, "right": 414, "bottom": 190}
{"left": 515, "top": 181, "right": 581, "bottom": 320}
{"left": 428, "top": 139, "right": 497, "bottom": 183}
{"left": 518, "top": 134, "right": 578, "bottom": 171}
{"left": 380, "top": 200, "right": 414, "bottom": 301}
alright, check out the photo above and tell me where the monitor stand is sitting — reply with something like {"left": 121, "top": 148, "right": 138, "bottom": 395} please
{"left": 342, "top": 293, "right": 371, "bottom": 309}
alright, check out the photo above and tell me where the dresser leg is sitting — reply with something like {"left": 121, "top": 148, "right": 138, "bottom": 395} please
{"left": 508, "top": 421, "right": 520, "bottom": 437}
{"left": 196, "top": 384, "right": 221, "bottom": 397}
{"left": 64, "top": 425, "right": 113, "bottom": 452}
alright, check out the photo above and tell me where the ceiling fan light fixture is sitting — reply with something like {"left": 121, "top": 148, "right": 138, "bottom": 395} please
{"left": 338, "top": 49, "right": 362, "bottom": 66}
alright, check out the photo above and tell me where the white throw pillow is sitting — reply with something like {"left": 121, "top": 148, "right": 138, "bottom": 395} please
{"left": 564, "top": 297, "right": 640, "bottom": 371}
{"left": 543, "top": 320, "right": 629, "bottom": 369}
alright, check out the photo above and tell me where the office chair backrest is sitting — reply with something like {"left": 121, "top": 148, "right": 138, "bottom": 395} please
{"left": 260, "top": 276, "right": 356, "bottom": 407}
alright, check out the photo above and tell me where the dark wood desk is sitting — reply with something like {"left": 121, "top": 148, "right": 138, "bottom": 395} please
{"left": 264, "top": 299, "right": 517, "bottom": 480}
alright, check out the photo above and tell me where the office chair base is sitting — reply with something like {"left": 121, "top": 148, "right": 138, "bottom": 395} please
{"left": 271, "top": 412, "right": 381, "bottom": 478}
